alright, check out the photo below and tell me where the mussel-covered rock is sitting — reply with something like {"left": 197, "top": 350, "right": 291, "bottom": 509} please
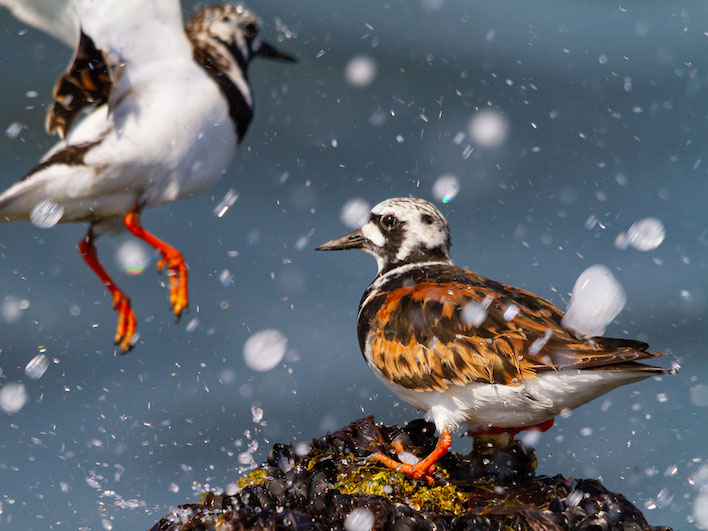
{"left": 149, "top": 416, "right": 671, "bottom": 531}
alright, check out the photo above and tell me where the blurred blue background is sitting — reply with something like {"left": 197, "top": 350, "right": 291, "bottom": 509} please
{"left": 0, "top": 0, "right": 706, "bottom": 529}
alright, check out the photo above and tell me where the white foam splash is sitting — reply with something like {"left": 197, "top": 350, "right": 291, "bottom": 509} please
{"left": 25, "top": 354, "right": 49, "bottom": 380}
{"left": 213, "top": 188, "right": 239, "bottom": 218}
{"left": 562, "top": 265, "right": 626, "bottom": 337}
{"left": 340, "top": 198, "right": 370, "bottom": 229}
{"left": 0, "top": 382, "right": 27, "bottom": 413}
{"left": 115, "top": 240, "right": 151, "bottom": 275}
{"left": 243, "top": 329, "right": 287, "bottom": 372}
{"left": 468, "top": 109, "right": 509, "bottom": 149}
{"left": 344, "top": 507, "right": 375, "bottom": 531}
{"left": 30, "top": 200, "right": 64, "bottom": 229}
{"left": 345, "top": 56, "right": 377, "bottom": 87}
{"left": 432, "top": 174, "right": 460, "bottom": 204}
{"left": 622, "top": 217, "right": 665, "bottom": 251}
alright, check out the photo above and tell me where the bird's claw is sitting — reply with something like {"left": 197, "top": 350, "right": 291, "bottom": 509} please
{"left": 112, "top": 291, "right": 137, "bottom": 352}
{"left": 369, "top": 452, "right": 436, "bottom": 486}
{"left": 156, "top": 251, "right": 188, "bottom": 318}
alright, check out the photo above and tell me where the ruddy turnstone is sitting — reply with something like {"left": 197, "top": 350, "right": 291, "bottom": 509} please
{"left": 0, "top": 0, "right": 294, "bottom": 351}
{"left": 316, "top": 197, "right": 669, "bottom": 485}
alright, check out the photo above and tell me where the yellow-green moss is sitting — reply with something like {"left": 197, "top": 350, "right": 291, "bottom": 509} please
{"left": 335, "top": 466, "right": 471, "bottom": 515}
{"left": 236, "top": 468, "right": 269, "bottom": 489}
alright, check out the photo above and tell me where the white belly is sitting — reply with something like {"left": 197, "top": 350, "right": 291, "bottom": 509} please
{"left": 364, "top": 341, "right": 651, "bottom": 433}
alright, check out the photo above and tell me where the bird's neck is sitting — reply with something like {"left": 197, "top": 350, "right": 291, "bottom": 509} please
{"left": 378, "top": 248, "right": 452, "bottom": 277}
{"left": 189, "top": 35, "right": 254, "bottom": 141}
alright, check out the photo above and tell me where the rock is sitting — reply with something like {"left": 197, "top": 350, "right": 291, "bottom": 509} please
{"left": 149, "top": 416, "right": 671, "bottom": 531}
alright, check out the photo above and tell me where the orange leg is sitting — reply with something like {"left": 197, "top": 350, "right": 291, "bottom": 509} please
{"left": 78, "top": 231, "right": 137, "bottom": 352}
{"left": 369, "top": 428, "right": 452, "bottom": 486}
{"left": 123, "top": 208, "right": 188, "bottom": 319}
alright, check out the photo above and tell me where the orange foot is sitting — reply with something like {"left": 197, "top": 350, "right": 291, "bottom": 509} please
{"left": 369, "top": 428, "right": 451, "bottom": 486}
{"left": 79, "top": 230, "right": 138, "bottom": 353}
{"left": 124, "top": 208, "right": 189, "bottom": 320}
{"left": 156, "top": 249, "right": 188, "bottom": 319}
{"left": 113, "top": 291, "right": 137, "bottom": 352}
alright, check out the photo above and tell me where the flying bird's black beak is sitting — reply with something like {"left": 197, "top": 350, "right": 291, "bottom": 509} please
{"left": 257, "top": 40, "right": 297, "bottom": 62}
{"left": 315, "top": 228, "right": 366, "bottom": 251}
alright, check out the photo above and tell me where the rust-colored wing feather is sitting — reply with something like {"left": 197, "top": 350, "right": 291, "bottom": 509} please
{"left": 359, "top": 265, "right": 666, "bottom": 392}
{"left": 46, "top": 30, "right": 113, "bottom": 138}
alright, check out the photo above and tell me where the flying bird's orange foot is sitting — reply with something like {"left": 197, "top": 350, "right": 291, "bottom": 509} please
{"left": 369, "top": 428, "right": 452, "bottom": 486}
{"left": 112, "top": 291, "right": 137, "bottom": 352}
{"left": 124, "top": 208, "right": 189, "bottom": 320}
{"left": 156, "top": 249, "right": 188, "bottom": 319}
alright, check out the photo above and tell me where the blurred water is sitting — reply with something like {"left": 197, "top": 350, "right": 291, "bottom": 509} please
{"left": 0, "top": 1, "right": 706, "bottom": 529}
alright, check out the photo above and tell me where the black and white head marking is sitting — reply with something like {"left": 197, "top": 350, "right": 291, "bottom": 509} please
{"left": 315, "top": 198, "right": 452, "bottom": 275}
{"left": 364, "top": 198, "right": 452, "bottom": 274}
{"left": 186, "top": 5, "right": 294, "bottom": 141}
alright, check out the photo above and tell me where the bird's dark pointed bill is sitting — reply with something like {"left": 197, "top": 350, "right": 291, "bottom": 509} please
{"left": 257, "top": 41, "right": 297, "bottom": 62}
{"left": 315, "top": 228, "right": 365, "bottom": 251}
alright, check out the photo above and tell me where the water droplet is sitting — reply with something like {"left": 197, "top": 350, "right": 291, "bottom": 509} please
{"left": 242, "top": 329, "right": 287, "bottom": 372}
{"left": 579, "top": 426, "right": 593, "bottom": 437}
{"left": 461, "top": 302, "right": 487, "bottom": 327}
{"left": 219, "top": 269, "right": 233, "bottom": 286}
{"left": 213, "top": 188, "right": 239, "bottom": 218}
{"left": 169, "top": 482, "right": 180, "bottom": 493}
{"left": 690, "top": 384, "right": 708, "bottom": 407}
{"left": 251, "top": 405, "right": 264, "bottom": 423}
{"left": 694, "top": 491, "right": 708, "bottom": 528}
{"left": 5, "top": 122, "right": 24, "bottom": 139}
{"left": 468, "top": 109, "right": 509, "bottom": 149}
{"left": 656, "top": 487, "right": 674, "bottom": 508}
{"left": 0, "top": 382, "right": 27, "bottom": 413}
{"left": 432, "top": 174, "right": 460, "bottom": 204}
{"left": 562, "top": 264, "right": 626, "bottom": 337}
{"left": 565, "top": 489, "right": 583, "bottom": 507}
{"left": 25, "top": 354, "right": 49, "bottom": 380}
{"left": 185, "top": 318, "right": 199, "bottom": 333}
{"left": 623, "top": 217, "right": 665, "bottom": 251}
{"left": 503, "top": 304, "right": 519, "bottom": 321}
{"left": 30, "top": 200, "right": 64, "bottom": 229}
{"left": 528, "top": 328, "right": 553, "bottom": 356}
{"left": 340, "top": 198, "right": 370, "bottom": 229}
{"left": 344, "top": 508, "right": 375, "bottom": 531}
{"left": 398, "top": 451, "right": 419, "bottom": 465}
{"left": 115, "top": 240, "right": 150, "bottom": 275}
{"left": 345, "top": 56, "right": 377, "bottom": 87}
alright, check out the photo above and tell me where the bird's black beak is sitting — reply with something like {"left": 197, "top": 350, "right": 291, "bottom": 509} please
{"left": 256, "top": 40, "right": 297, "bottom": 62}
{"left": 315, "top": 228, "right": 366, "bottom": 251}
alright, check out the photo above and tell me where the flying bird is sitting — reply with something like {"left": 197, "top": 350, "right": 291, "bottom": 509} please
{"left": 316, "top": 197, "right": 669, "bottom": 485}
{"left": 0, "top": 0, "right": 295, "bottom": 351}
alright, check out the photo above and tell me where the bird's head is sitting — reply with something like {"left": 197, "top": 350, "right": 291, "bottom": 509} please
{"left": 187, "top": 5, "right": 295, "bottom": 71}
{"left": 316, "top": 197, "right": 452, "bottom": 275}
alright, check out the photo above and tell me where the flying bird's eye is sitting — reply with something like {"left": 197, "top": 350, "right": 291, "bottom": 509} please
{"left": 382, "top": 215, "right": 399, "bottom": 230}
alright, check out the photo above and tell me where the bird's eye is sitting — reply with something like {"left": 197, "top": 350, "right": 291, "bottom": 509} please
{"left": 245, "top": 22, "right": 259, "bottom": 35}
{"left": 382, "top": 215, "right": 399, "bottom": 230}
{"left": 222, "top": 15, "right": 230, "bottom": 22}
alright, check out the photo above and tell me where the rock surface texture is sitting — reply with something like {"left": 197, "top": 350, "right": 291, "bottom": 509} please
{"left": 149, "top": 416, "right": 671, "bottom": 530}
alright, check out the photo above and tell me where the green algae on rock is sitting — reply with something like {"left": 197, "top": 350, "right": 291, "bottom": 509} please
{"left": 149, "top": 416, "right": 671, "bottom": 530}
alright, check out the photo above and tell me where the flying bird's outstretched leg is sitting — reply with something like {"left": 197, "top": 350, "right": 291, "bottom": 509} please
{"left": 124, "top": 207, "right": 188, "bottom": 319}
{"left": 78, "top": 229, "right": 137, "bottom": 352}
{"left": 369, "top": 428, "right": 452, "bottom": 486}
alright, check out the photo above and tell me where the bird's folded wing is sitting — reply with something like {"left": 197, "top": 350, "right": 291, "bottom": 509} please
{"left": 366, "top": 270, "right": 666, "bottom": 392}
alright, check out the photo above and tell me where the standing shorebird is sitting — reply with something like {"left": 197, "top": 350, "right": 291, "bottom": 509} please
{"left": 316, "top": 197, "right": 669, "bottom": 485}
{"left": 0, "top": 0, "right": 294, "bottom": 351}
